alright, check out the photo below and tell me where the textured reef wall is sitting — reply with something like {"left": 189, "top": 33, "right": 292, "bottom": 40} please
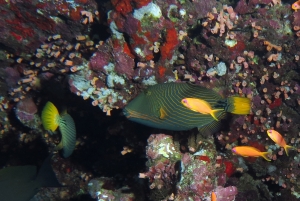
{"left": 1, "top": 0, "right": 300, "bottom": 200}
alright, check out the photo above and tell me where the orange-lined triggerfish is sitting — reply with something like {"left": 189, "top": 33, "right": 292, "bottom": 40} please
{"left": 124, "top": 83, "right": 251, "bottom": 131}
{"left": 267, "top": 129, "right": 293, "bottom": 156}
{"left": 232, "top": 146, "right": 271, "bottom": 161}
{"left": 0, "top": 155, "right": 61, "bottom": 201}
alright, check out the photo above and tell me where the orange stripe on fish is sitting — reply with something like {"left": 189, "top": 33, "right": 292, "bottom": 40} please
{"left": 181, "top": 98, "right": 223, "bottom": 121}
{"left": 232, "top": 146, "right": 271, "bottom": 161}
{"left": 266, "top": 129, "right": 293, "bottom": 156}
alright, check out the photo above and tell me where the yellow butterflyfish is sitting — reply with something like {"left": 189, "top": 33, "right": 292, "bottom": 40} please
{"left": 41, "top": 101, "right": 76, "bottom": 158}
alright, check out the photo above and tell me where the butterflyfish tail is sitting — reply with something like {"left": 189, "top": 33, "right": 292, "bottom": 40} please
{"left": 226, "top": 97, "right": 251, "bottom": 115}
{"left": 58, "top": 113, "right": 76, "bottom": 158}
{"left": 260, "top": 152, "right": 271, "bottom": 162}
{"left": 41, "top": 102, "right": 60, "bottom": 132}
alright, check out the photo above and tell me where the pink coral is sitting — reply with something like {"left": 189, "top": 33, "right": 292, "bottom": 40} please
{"left": 214, "top": 186, "right": 238, "bottom": 201}
{"left": 89, "top": 46, "right": 111, "bottom": 72}
{"left": 15, "top": 97, "right": 37, "bottom": 123}
{"left": 114, "top": 51, "right": 135, "bottom": 79}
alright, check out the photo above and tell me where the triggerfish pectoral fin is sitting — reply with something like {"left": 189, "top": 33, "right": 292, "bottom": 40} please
{"left": 159, "top": 107, "right": 167, "bottom": 119}
{"left": 226, "top": 97, "right": 251, "bottom": 115}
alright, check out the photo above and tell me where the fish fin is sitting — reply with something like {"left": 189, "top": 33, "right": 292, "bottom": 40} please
{"left": 260, "top": 152, "right": 271, "bottom": 161}
{"left": 284, "top": 145, "right": 294, "bottom": 156}
{"left": 36, "top": 155, "right": 62, "bottom": 187}
{"left": 226, "top": 97, "right": 251, "bottom": 115}
{"left": 58, "top": 114, "right": 76, "bottom": 158}
{"left": 198, "top": 112, "right": 227, "bottom": 135}
{"left": 41, "top": 102, "right": 60, "bottom": 132}
{"left": 211, "top": 109, "right": 223, "bottom": 121}
{"left": 54, "top": 141, "right": 64, "bottom": 151}
{"left": 159, "top": 107, "right": 167, "bottom": 119}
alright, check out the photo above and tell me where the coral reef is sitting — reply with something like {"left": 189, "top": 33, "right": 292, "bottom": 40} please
{"left": 1, "top": 0, "right": 300, "bottom": 200}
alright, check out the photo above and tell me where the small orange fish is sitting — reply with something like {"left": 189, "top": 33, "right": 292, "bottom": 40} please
{"left": 181, "top": 98, "right": 222, "bottom": 121}
{"left": 267, "top": 129, "right": 293, "bottom": 156}
{"left": 232, "top": 146, "right": 271, "bottom": 161}
{"left": 211, "top": 191, "right": 217, "bottom": 201}
{"left": 292, "top": 0, "right": 300, "bottom": 11}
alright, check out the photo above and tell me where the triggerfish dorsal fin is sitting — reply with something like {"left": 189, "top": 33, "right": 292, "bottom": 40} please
{"left": 226, "top": 96, "right": 251, "bottom": 115}
{"left": 58, "top": 113, "right": 76, "bottom": 158}
{"left": 41, "top": 102, "right": 60, "bottom": 132}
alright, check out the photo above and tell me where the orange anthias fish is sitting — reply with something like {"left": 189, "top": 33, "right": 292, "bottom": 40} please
{"left": 292, "top": 0, "right": 300, "bottom": 11}
{"left": 267, "top": 129, "right": 293, "bottom": 156}
{"left": 232, "top": 146, "right": 271, "bottom": 161}
{"left": 181, "top": 98, "right": 222, "bottom": 121}
{"left": 211, "top": 191, "right": 217, "bottom": 201}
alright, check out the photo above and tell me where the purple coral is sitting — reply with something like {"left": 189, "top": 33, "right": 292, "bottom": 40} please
{"left": 141, "top": 134, "right": 181, "bottom": 190}
{"left": 15, "top": 97, "right": 38, "bottom": 126}
{"left": 89, "top": 47, "right": 111, "bottom": 72}
{"left": 114, "top": 51, "right": 135, "bottom": 79}
{"left": 214, "top": 186, "right": 238, "bottom": 201}
{"left": 5, "top": 67, "right": 20, "bottom": 87}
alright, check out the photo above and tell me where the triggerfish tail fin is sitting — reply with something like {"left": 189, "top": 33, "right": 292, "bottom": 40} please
{"left": 226, "top": 97, "right": 251, "bottom": 115}
{"left": 284, "top": 145, "right": 294, "bottom": 156}
{"left": 58, "top": 114, "right": 76, "bottom": 158}
{"left": 260, "top": 152, "right": 271, "bottom": 162}
{"left": 36, "top": 155, "right": 62, "bottom": 188}
{"left": 211, "top": 109, "right": 223, "bottom": 121}
{"left": 42, "top": 102, "right": 60, "bottom": 132}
